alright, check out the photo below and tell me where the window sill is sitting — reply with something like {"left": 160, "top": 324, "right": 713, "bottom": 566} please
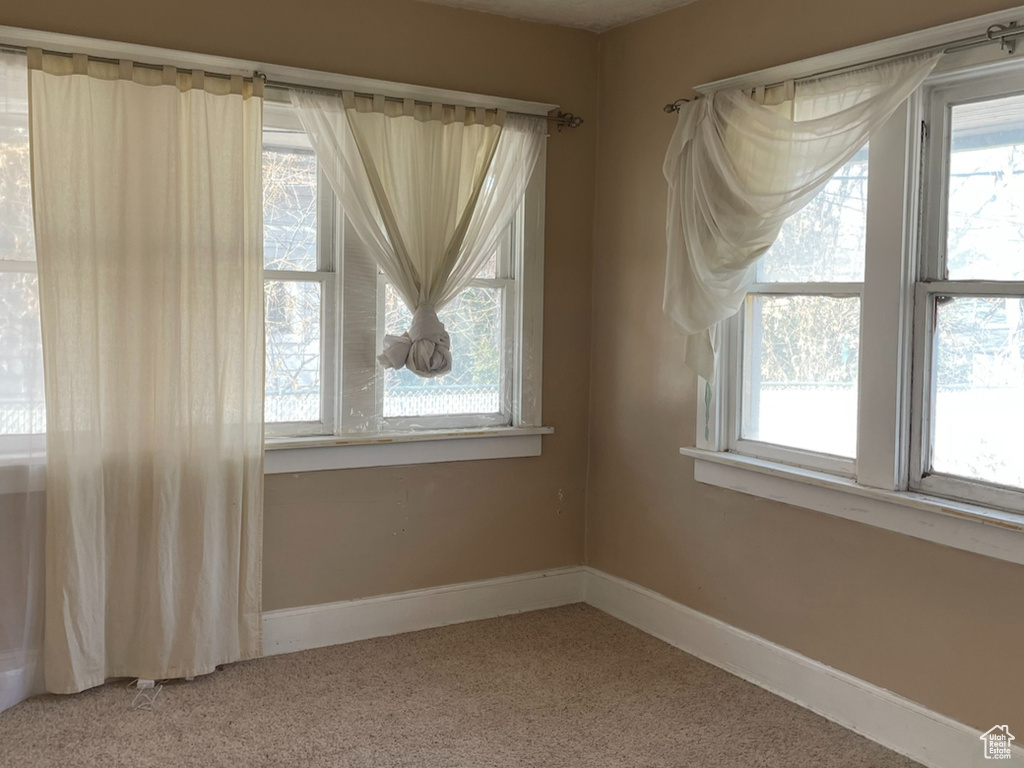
{"left": 680, "top": 447, "right": 1024, "bottom": 567}
{"left": 265, "top": 426, "right": 553, "bottom": 474}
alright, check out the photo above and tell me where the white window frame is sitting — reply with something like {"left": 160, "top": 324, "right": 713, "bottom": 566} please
{"left": 262, "top": 94, "right": 550, "bottom": 468}
{"left": 909, "top": 68, "right": 1024, "bottom": 514}
{"left": 262, "top": 99, "right": 339, "bottom": 438}
{"left": 687, "top": 13, "right": 1024, "bottom": 565}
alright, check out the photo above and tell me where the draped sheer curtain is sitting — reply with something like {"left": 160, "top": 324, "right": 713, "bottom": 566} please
{"left": 663, "top": 54, "right": 941, "bottom": 382}
{"left": 290, "top": 90, "right": 545, "bottom": 377}
{"left": 0, "top": 50, "right": 46, "bottom": 714}
{"left": 29, "top": 51, "right": 264, "bottom": 694}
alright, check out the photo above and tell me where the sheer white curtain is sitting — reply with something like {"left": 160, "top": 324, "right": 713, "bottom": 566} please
{"left": 290, "top": 90, "right": 545, "bottom": 377}
{"left": 29, "top": 51, "right": 264, "bottom": 695}
{"left": 663, "top": 54, "right": 941, "bottom": 381}
{"left": 0, "top": 50, "right": 46, "bottom": 714}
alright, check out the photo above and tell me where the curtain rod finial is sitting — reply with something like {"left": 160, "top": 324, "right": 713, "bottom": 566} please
{"left": 664, "top": 98, "right": 691, "bottom": 114}
{"left": 554, "top": 111, "right": 583, "bottom": 131}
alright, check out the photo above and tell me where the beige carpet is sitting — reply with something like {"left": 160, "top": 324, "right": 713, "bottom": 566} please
{"left": 1, "top": 605, "right": 921, "bottom": 767}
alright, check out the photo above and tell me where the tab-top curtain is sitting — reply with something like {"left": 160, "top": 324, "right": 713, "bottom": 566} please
{"left": 663, "top": 54, "right": 941, "bottom": 382}
{"left": 29, "top": 50, "right": 264, "bottom": 694}
{"left": 291, "top": 90, "right": 545, "bottom": 377}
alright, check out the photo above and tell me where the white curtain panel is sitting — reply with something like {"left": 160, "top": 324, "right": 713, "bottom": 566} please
{"left": 291, "top": 90, "right": 545, "bottom": 377}
{"left": 663, "top": 54, "right": 941, "bottom": 382}
{"left": 29, "top": 51, "right": 264, "bottom": 694}
{"left": 0, "top": 50, "right": 46, "bottom": 714}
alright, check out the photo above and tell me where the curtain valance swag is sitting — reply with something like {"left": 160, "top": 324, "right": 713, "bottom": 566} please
{"left": 662, "top": 54, "right": 941, "bottom": 382}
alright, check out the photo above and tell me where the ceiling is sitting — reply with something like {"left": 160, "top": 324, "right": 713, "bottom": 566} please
{"left": 415, "top": 0, "right": 699, "bottom": 32}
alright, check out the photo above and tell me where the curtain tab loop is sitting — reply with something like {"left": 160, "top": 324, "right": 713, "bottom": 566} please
{"left": 118, "top": 60, "right": 133, "bottom": 82}
{"left": 71, "top": 53, "right": 88, "bottom": 76}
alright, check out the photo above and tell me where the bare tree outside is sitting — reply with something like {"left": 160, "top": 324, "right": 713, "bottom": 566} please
{"left": 262, "top": 147, "right": 322, "bottom": 423}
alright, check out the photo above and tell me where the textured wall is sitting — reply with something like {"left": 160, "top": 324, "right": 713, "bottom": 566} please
{"left": 588, "top": 0, "right": 1024, "bottom": 731}
{"left": 0, "top": 0, "right": 598, "bottom": 610}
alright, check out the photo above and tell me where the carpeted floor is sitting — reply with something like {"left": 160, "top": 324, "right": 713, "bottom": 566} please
{"left": 1, "top": 604, "right": 921, "bottom": 767}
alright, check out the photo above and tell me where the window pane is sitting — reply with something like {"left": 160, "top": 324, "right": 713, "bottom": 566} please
{"left": 931, "top": 295, "right": 1024, "bottom": 488}
{"left": 262, "top": 144, "right": 318, "bottom": 272}
{"left": 264, "top": 280, "right": 321, "bottom": 423}
{"left": 742, "top": 295, "right": 860, "bottom": 457}
{"left": 0, "top": 62, "right": 34, "bottom": 263}
{"left": 383, "top": 284, "right": 503, "bottom": 418}
{"left": 0, "top": 272, "right": 45, "bottom": 435}
{"left": 947, "top": 95, "right": 1024, "bottom": 281}
{"left": 476, "top": 247, "right": 497, "bottom": 279}
{"left": 758, "top": 147, "right": 868, "bottom": 282}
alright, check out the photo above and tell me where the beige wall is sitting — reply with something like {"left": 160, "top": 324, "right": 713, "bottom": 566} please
{"left": 0, "top": 0, "right": 598, "bottom": 609}
{"left": 589, "top": 0, "right": 1024, "bottom": 731}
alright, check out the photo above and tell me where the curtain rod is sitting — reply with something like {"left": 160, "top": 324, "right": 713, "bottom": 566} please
{"left": 258, "top": 74, "right": 583, "bottom": 129}
{"left": 663, "top": 21, "right": 1024, "bottom": 113}
{"left": 0, "top": 41, "right": 583, "bottom": 130}
{"left": 0, "top": 42, "right": 250, "bottom": 83}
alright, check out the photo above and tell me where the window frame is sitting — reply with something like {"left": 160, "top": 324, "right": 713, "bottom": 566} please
{"left": 701, "top": 51, "right": 1024, "bottom": 522}
{"left": 262, "top": 92, "right": 548, "bottom": 443}
{"left": 262, "top": 99, "right": 339, "bottom": 438}
{"left": 908, "top": 67, "right": 1024, "bottom": 513}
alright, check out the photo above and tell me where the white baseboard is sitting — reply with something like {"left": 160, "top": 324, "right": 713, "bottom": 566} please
{"left": 261, "top": 566, "right": 586, "bottom": 656}
{"left": 261, "top": 565, "right": 1017, "bottom": 768}
{"left": 582, "top": 567, "right": 1022, "bottom": 768}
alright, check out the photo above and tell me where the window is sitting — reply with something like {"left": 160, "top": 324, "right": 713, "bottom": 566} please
{"left": 262, "top": 104, "right": 336, "bottom": 435}
{"left": 736, "top": 147, "right": 867, "bottom": 472}
{"left": 261, "top": 94, "right": 544, "bottom": 440}
{"left": 709, "top": 52, "right": 1024, "bottom": 516}
{"left": 0, "top": 56, "right": 44, "bottom": 454}
{"left": 912, "top": 70, "right": 1024, "bottom": 511}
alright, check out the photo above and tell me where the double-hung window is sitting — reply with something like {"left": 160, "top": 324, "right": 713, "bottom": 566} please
{"left": 735, "top": 147, "right": 867, "bottom": 473}
{"left": 912, "top": 68, "right": 1024, "bottom": 511}
{"left": 261, "top": 91, "right": 545, "bottom": 442}
{"left": 701, "top": 44, "right": 1024, "bottom": 527}
{"left": 262, "top": 101, "right": 337, "bottom": 436}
